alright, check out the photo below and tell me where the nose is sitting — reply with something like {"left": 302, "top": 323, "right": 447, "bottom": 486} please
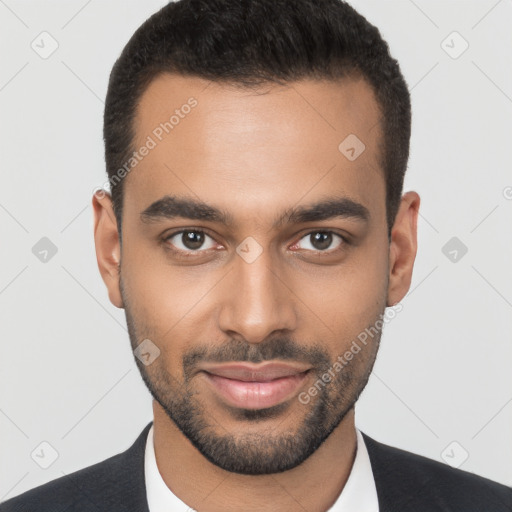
{"left": 217, "top": 248, "right": 298, "bottom": 344}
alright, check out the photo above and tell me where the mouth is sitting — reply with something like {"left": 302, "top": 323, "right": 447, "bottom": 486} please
{"left": 199, "top": 362, "right": 311, "bottom": 410}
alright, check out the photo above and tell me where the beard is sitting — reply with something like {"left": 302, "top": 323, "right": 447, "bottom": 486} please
{"left": 121, "top": 280, "right": 384, "bottom": 475}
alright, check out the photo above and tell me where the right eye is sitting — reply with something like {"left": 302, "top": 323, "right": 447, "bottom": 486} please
{"left": 163, "top": 229, "right": 219, "bottom": 254}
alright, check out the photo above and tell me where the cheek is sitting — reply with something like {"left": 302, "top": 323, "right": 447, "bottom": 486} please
{"left": 120, "top": 240, "right": 220, "bottom": 368}
{"left": 295, "top": 247, "right": 388, "bottom": 352}
{"left": 121, "top": 236, "right": 187, "bottom": 326}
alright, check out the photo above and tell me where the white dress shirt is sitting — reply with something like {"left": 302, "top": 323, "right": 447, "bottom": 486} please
{"left": 144, "top": 424, "right": 379, "bottom": 511}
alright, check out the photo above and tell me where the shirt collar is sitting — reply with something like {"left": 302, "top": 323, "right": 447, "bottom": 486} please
{"left": 327, "top": 428, "right": 379, "bottom": 511}
{"left": 144, "top": 424, "right": 379, "bottom": 511}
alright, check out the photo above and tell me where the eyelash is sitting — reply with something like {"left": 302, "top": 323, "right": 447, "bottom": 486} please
{"left": 162, "top": 228, "right": 349, "bottom": 257}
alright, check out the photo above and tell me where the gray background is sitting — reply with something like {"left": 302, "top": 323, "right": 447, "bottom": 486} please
{"left": 1, "top": 0, "right": 511, "bottom": 501}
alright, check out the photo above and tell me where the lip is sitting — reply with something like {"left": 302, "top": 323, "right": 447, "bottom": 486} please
{"left": 200, "top": 362, "right": 311, "bottom": 410}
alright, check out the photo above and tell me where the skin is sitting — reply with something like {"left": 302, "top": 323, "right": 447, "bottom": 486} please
{"left": 93, "top": 73, "right": 420, "bottom": 511}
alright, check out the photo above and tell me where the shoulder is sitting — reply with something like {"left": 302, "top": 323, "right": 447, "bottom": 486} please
{"left": 0, "top": 423, "right": 152, "bottom": 512}
{"left": 0, "top": 452, "right": 125, "bottom": 512}
{"left": 362, "top": 432, "right": 512, "bottom": 511}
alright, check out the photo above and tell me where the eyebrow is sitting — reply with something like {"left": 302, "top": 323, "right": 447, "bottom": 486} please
{"left": 140, "top": 194, "right": 370, "bottom": 228}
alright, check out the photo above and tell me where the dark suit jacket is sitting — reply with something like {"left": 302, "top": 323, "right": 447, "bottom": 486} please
{"left": 1, "top": 421, "right": 511, "bottom": 511}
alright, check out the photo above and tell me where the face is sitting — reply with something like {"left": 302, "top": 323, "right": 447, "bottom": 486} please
{"left": 94, "top": 73, "right": 418, "bottom": 475}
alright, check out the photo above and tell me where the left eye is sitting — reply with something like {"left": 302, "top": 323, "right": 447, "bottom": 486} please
{"left": 293, "top": 231, "right": 345, "bottom": 252}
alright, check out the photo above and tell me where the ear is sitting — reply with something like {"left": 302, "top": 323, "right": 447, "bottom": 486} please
{"left": 387, "top": 191, "right": 420, "bottom": 307}
{"left": 92, "top": 190, "right": 124, "bottom": 309}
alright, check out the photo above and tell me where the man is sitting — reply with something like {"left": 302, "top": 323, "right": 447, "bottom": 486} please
{"left": 2, "top": 0, "right": 511, "bottom": 510}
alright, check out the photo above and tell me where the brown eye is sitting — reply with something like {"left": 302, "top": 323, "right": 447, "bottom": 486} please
{"left": 165, "top": 230, "right": 216, "bottom": 253}
{"left": 295, "top": 231, "right": 345, "bottom": 252}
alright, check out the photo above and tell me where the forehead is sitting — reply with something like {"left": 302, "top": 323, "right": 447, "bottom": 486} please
{"left": 125, "top": 73, "right": 385, "bottom": 228}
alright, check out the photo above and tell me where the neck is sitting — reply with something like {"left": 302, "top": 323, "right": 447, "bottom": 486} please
{"left": 151, "top": 401, "right": 358, "bottom": 512}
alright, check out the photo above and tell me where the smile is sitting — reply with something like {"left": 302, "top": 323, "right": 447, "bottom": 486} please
{"left": 200, "top": 362, "right": 311, "bottom": 410}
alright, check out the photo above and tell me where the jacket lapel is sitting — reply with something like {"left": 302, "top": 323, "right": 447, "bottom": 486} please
{"left": 362, "top": 432, "right": 435, "bottom": 512}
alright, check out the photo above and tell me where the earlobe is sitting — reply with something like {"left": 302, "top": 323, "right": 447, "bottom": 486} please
{"left": 386, "top": 191, "right": 420, "bottom": 307}
{"left": 92, "top": 191, "right": 124, "bottom": 309}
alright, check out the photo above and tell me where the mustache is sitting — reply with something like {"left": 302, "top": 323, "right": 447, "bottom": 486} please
{"left": 182, "top": 337, "right": 331, "bottom": 379}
